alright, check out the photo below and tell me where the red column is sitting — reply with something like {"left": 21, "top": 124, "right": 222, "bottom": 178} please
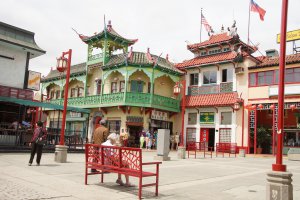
{"left": 180, "top": 80, "right": 186, "bottom": 147}
{"left": 254, "top": 108, "right": 257, "bottom": 154}
{"left": 242, "top": 101, "right": 245, "bottom": 147}
{"left": 272, "top": 0, "right": 288, "bottom": 172}
{"left": 60, "top": 49, "right": 72, "bottom": 146}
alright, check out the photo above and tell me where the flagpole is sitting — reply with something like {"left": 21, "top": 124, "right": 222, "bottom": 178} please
{"left": 247, "top": 0, "right": 251, "bottom": 45}
{"left": 200, "top": 8, "right": 203, "bottom": 43}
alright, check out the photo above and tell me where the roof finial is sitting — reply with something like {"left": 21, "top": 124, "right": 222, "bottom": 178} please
{"left": 107, "top": 20, "right": 112, "bottom": 31}
{"left": 221, "top": 24, "right": 224, "bottom": 33}
{"left": 147, "top": 47, "right": 150, "bottom": 53}
{"left": 166, "top": 54, "right": 169, "bottom": 61}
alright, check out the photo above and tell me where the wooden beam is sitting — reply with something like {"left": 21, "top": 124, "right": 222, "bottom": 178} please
{"left": 118, "top": 106, "right": 126, "bottom": 114}
{"left": 100, "top": 107, "right": 107, "bottom": 114}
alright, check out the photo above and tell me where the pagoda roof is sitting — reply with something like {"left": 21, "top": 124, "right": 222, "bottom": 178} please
{"left": 103, "top": 51, "right": 183, "bottom": 75}
{"left": 176, "top": 51, "right": 238, "bottom": 69}
{"left": 42, "top": 62, "right": 86, "bottom": 82}
{"left": 186, "top": 92, "right": 238, "bottom": 107}
{"left": 81, "top": 21, "right": 138, "bottom": 46}
{"left": 249, "top": 53, "right": 300, "bottom": 70}
{"left": 0, "top": 21, "right": 45, "bottom": 58}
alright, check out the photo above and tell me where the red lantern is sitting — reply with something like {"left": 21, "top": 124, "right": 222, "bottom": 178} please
{"left": 173, "top": 83, "right": 180, "bottom": 96}
{"left": 258, "top": 104, "right": 264, "bottom": 110}
{"left": 56, "top": 56, "right": 68, "bottom": 73}
{"left": 251, "top": 105, "right": 257, "bottom": 110}
{"left": 290, "top": 104, "right": 296, "bottom": 111}
{"left": 270, "top": 104, "right": 275, "bottom": 110}
{"left": 245, "top": 103, "right": 252, "bottom": 110}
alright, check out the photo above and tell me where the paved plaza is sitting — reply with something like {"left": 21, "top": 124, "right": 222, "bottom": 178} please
{"left": 0, "top": 151, "right": 299, "bottom": 200}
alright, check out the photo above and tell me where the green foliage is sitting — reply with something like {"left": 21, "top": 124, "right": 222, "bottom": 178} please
{"left": 250, "top": 126, "right": 272, "bottom": 148}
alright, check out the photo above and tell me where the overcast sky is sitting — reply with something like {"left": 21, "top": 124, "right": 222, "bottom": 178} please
{"left": 1, "top": 0, "right": 299, "bottom": 75}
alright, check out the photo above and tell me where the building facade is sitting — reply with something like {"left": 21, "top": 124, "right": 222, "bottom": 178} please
{"left": 176, "top": 24, "right": 260, "bottom": 150}
{"left": 42, "top": 21, "right": 183, "bottom": 146}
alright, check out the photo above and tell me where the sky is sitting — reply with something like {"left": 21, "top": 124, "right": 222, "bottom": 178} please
{"left": 1, "top": 0, "right": 299, "bottom": 76}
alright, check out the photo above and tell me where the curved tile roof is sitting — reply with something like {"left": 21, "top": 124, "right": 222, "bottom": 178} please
{"left": 249, "top": 54, "right": 300, "bottom": 69}
{"left": 186, "top": 92, "right": 238, "bottom": 107}
{"left": 187, "top": 33, "right": 233, "bottom": 50}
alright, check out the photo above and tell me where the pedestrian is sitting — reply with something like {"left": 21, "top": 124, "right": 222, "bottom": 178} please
{"left": 145, "top": 130, "right": 150, "bottom": 150}
{"left": 153, "top": 130, "right": 158, "bottom": 149}
{"left": 28, "top": 121, "right": 47, "bottom": 166}
{"left": 139, "top": 129, "right": 145, "bottom": 149}
{"left": 147, "top": 133, "right": 153, "bottom": 150}
{"left": 91, "top": 119, "right": 109, "bottom": 172}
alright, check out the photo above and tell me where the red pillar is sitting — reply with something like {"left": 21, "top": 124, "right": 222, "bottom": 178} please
{"left": 60, "top": 49, "right": 72, "bottom": 146}
{"left": 241, "top": 101, "right": 245, "bottom": 147}
{"left": 254, "top": 108, "right": 257, "bottom": 154}
{"left": 272, "top": 0, "right": 288, "bottom": 172}
{"left": 180, "top": 80, "right": 186, "bottom": 147}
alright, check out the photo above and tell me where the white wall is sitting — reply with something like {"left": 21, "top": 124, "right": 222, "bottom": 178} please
{"left": 0, "top": 44, "right": 27, "bottom": 89}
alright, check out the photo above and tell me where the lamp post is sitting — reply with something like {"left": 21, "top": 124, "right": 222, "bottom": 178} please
{"left": 54, "top": 49, "right": 72, "bottom": 163}
{"left": 173, "top": 80, "right": 186, "bottom": 158}
{"left": 266, "top": 0, "right": 293, "bottom": 199}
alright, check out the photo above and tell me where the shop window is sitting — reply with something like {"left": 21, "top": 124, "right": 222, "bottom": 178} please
{"left": 131, "top": 80, "right": 143, "bottom": 93}
{"left": 71, "top": 88, "right": 77, "bottom": 97}
{"left": 120, "top": 81, "right": 125, "bottom": 92}
{"left": 111, "top": 82, "right": 118, "bottom": 93}
{"left": 190, "top": 73, "right": 199, "bottom": 86}
{"left": 56, "top": 90, "right": 60, "bottom": 99}
{"left": 188, "top": 113, "right": 197, "bottom": 125}
{"left": 78, "top": 87, "right": 84, "bottom": 97}
{"left": 108, "top": 120, "right": 121, "bottom": 134}
{"left": 221, "top": 112, "right": 232, "bottom": 125}
{"left": 203, "top": 71, "right": 217, "bottom": 84}
{"left": 186, "top": 128, "right": 196, "bottom": 142}
{"left": 222, "top": 68, "right": 233, "bottom": 82}
{"left": 96, "top": 80, "right": 101, "bottom": 95}
{"left": 219, "top": 129, "right": 231, "bottom": 143}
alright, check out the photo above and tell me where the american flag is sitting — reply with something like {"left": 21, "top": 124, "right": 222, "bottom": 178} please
{"left": 201, "top": 13, "right": 212, "bottom": 32}
{"left": 250, "top": 0, "right": 266, "bottom": 21}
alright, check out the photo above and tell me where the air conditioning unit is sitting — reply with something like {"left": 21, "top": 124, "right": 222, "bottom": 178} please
{"left": 235, "top": 67, "right": 244, "bottom": 74}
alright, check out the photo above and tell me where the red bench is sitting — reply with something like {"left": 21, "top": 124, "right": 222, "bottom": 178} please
{"left": 85, "top": 144, "right": 162, "bottom": 199}
{"left": 216, "top": 143, "right": 237, "bottom": 157}
{"left": 187, "top": 142, "right": 213, "bottom": 158}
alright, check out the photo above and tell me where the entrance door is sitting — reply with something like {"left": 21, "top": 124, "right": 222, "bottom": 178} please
{"left": 200, "top": 128, "right": 209, "bottom": 143}
{"left": 208, "top": 128, "right": 215, "bottom": 151}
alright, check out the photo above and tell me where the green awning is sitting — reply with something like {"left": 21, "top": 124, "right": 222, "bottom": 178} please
{"left": 0, "top": 96, "right": 90, "bottom": 114}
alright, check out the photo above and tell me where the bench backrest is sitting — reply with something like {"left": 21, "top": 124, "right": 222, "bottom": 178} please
{"left": 85, "top": 144, "right": 142, "bottom": 172}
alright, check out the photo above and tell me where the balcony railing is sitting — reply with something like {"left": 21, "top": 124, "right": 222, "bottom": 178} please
{"left": 49, "top": 92, "right": 180, "bottom": 112}
{"left": 88, "top": 53, "right": 102, "bottom": 62}
{"left": 0, "top": 85, "right": 33, "bottom": 100}
{"left": 188, "top": 82, "right": 233, "bottom": 95}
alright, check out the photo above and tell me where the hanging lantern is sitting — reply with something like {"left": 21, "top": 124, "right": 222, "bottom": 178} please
{"left": 258, "top": 104, "right": 264, "bottom": 110}
{"left": 233, "top": 102, "right": 240, "bottom": 111}
{"left": 245, "top": 103, "right": 252, "bottom": 110}
{"left": 251, "top": 105, "right": 257, "bottom": 110}
{"left": 173, "top": 83, "right": 181, "bottom": 96}
{"left": 56, "top": 56, "right": 68, "bottom": 73}
{"left": 270, "top": 104, "right": 275, "bottom": 110}
{"left": 290, "top": 104, "right": 296, "bottom": 111}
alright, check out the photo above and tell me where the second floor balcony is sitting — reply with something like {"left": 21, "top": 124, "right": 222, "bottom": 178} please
{"left": 188, "top": 82, "right": 233, "bottom": 96}
{"left": 49, "top": 92, "right": 180, "bottom": 112}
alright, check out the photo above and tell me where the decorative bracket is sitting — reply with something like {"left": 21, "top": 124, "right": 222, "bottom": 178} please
{"left": 99, "top": 107, "right": 107, "bottom": 115}
{"left": 145, "top": 108, "right": 153, "bottom": 116}
{"left": 213, "top": 106, "right": 218, "bottom": 113}
{"left": 118, "top": 106, "right": 126, "bottom": 114}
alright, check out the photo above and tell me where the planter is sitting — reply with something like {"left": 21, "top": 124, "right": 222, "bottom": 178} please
{"left": 256, "top": 147, "right": 262, "bottom": 154}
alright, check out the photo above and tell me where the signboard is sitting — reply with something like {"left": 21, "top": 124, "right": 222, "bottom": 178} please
{"left": 200, "top": 112, "right": 215, "bottom": 124}
{"left": 151, "top": 110, "right": 168, "bottom": 121}
{"left": 70, "top": 112, "right": 82, "bottom": 118}
{"left": 277, "top": 29, "right": 300, "bottom": 43}
{"left": 27, "top": 70, "right": 41, "bottom": 91}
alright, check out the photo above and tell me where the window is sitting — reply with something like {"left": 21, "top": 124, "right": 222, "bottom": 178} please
{"left": 223, "top": 47, "right": 230, "bottom": 52}
{"left": 96, "top": 80, "right": 101, "bottom": 95}
{"left": 61, "top": 90, "right": 64, "bottom": 98}
{"left": 56, "top": 90, "right": 60, "bottom": 99}
{"left": 221, "top": 112, "right": 232, "bottom": 125}
{"left": 111, "top": 82, "right": 117, "bottom": 93}
{"left": 120, "top": 81, "right": 125, "bottom": 92}
{"left": 219, "top": 129, "right": 232, "bottom": 143}
{"left": 186, "top": 128, "right": 196, "bottom": 142}
{"left": 108, "top": 120, "right": 121, "bottom": 134}
{"left": 203, "top": 71, "right": 217, "bottom": 84}
{"left": 130, "top": 80, "right": 143, "bottom": 93}
{"left": 188, "top": 113, "right": 197, "bottom": 125}
{"left": 190, "top": 73, "right": 199, "bottom": 86}
{"left": 78, "top": 87, "right": 84, "bottom": 97}
{"left": 71, "top": 88, "right": 77, "bottom": 97}
{"left": 148, "top": 82, "right": 152, "bottom": 93}
{"left": 222, "top": 68, "right": 233, "bottom": 82}
{"left": 208, "top": 49, "right": 221, "bottom": 55}
{"left": 249, "top": 73, "right": 256, "bottom": 86}
{"left": 50, "top": 91, "right": 55, "bottom": 99}
{"left": 201, "top": 51, "right": 207, "bottom": 56}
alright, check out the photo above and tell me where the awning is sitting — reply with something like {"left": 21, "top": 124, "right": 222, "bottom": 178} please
{"left": 0, "top": 96, "right": 90, "bottom": 114}
{"left": 66, "top": 117, "right": 87, "bottom": 122}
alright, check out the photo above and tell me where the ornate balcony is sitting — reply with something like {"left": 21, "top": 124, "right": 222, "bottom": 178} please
{"left": 188, "top": 82, "right": 233, "bottom": 95}
{"left": 88, "top": 53, "right": 102, "bottom": 61}
{"left": 49, "top": 92, "right": 180, "bottom": 112}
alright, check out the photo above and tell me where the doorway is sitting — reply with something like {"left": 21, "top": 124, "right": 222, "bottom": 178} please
{"left": 200, "top": 128, "right": 215, "bottom": 151}
{"left": 128, "top": 125, "right": 143, "bottom": 147}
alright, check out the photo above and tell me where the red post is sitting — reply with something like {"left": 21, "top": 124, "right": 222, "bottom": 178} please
{"left": 241, "top": 101, "right": 245, "bottom": 147}
{"left": 180, "top": 80, "right": 186, "bottom": 147}
{"left": 254, "top": 108, "right": 257, "bottom": 154}
{"left": 272, "top": 0, "right": 288, "bottom": 172}
{"left": 60, "top": 49, "right": 72, "bottom": 146}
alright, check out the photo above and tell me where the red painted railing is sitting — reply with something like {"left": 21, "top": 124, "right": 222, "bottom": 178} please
{"left": 0, "top": 85, "right": 33, "bottom": 100}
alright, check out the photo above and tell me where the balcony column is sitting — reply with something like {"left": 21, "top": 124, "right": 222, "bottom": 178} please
{"left": 123, "top": 66, "right": 129, "bottom": 102}
{"left": 100, "top": 71, "right": 105, "bottom": 104}
{"left": 84, "top": 45, "right": 93, "bottom": 97}
{"left": 150, "top": 67, "right": 155, "bottom": 105}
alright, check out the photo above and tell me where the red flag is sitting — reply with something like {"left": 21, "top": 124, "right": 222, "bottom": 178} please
{"left": 201, "top": 14, "right": 212, "bottom": 32}
{"left": 250, "top": 0, "right": 266, "bottom": 21}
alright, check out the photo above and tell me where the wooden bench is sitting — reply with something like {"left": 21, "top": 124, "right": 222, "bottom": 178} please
{"left": 85, "top": 144, "right": 162, "bottom": 199}
{"left": 187, "top": 142, "right": 213, "bottom": 158}
{"left": 216, "top": 142, "right": 237, "bottom": 157}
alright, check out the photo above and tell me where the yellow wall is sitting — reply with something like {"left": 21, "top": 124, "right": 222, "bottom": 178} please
{"left": 128, "top": 71, "right": 150, "bottom": 93}
{"left": 87, "top": 68, "right": 102, "bottom": 95}
{"left": 154, "top": 75, "right": 176, "bottom": 97}
{"left": 103, "top": 71, "right": 125, "bottom": 94}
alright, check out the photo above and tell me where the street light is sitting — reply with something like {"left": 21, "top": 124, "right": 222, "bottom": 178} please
{"left": 55, "top": 49, "right": 72, "bottom": 163}
{"left": 173, "top": 80, "right": 186, "bottom": 151}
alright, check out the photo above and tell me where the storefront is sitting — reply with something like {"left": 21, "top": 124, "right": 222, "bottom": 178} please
{"left": 149, "top": 110, "right": 173, "bottom": 135}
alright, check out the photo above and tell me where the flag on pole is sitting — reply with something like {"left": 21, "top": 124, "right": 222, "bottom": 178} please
{"left": 201, "top": 13, "right": 212, "bottom": 32}
{"left": 250, "top": 0, "right": 266, "bottom": 21}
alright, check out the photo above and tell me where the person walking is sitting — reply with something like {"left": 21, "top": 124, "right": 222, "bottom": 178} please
{"left": 145, "top": 130, "right": 150, "bottom": 150}
{"left": 28, "top": 121, "right": 47, "bottom": 166}
{"left": 139, "top": 129, "right": 145, "bottom": 149}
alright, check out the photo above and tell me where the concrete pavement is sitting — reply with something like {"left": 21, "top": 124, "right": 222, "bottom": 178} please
{"left": 0, "top": 151, "right": 299, "bottom": 200}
